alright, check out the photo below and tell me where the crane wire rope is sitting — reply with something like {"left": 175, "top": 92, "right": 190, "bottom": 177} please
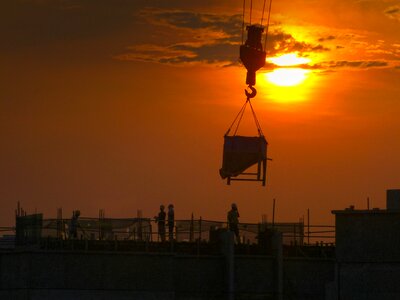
{"left": 248, "top": 98, "right": 264, "bottom": 136}
{"left": 242, "top": 0, "right": 273, "bottom": 46}
{"left": 225, "top": 100, "right": 248, "bottom": 136}
{"left": 260, "top": 0, "right": 267, "bottom": 25}
{"left": 241, "top": 0, "right": 246, "bottom": 44}
{"left": 233, "top": 100, "right": 248, "bottom": 136}
{"left": 264, "top": 0, "right": 273, "bottom": 50}
{"left": 232, "top": 98, "right": 264, "bottom": 136}
{"left": 249, "top": 0, "right": 253, "bottom": 24}
{"left": 225, "top": 97, "right": 264, "bottom": 137}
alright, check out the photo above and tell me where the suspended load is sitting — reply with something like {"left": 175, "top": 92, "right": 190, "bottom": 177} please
{"left": 220, "top": 135, "right": 267, "bottom": 185}
{"left": 219, "top": 0, "right": 273, "bottom": 186}
{"left": 219, "top": 97, "right": 268, "bottom": 186}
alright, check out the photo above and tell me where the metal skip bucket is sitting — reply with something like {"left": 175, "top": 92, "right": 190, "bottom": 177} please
{"left": 219, "top": 135, "right": 267, "bottom": 181}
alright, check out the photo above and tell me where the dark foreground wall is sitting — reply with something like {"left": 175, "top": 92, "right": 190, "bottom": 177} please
{"left": 331, "top": 209, "right": 400, "bottom": 300}
{"left": 336, "top": 262, "right": 400, "bottom": 300}
{"left": 0, "top": 250, "right": 334, "bottom": 300}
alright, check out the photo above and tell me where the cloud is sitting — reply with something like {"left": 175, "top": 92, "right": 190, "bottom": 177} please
{"left": 384, "top": 5, "right": 400, "bottom": 21}
{"left": 318, "top": 35, "right": 336, "bottom": 42}
{"left": 115, "top": 42, "right": 239, "bottom": 66}
{"left": 313, "top": 60, "right": 388, "bottom": 69}
{"left": 142, "top": 9, "right": 242, "bottom": 37}
{"left": 0, "top": 0, "right": 141, "bottom": 55}
{"left": 114, "top": 44, "right": 197, "bottom": 64}
{"left": 266, "top": 31, "right": 329, "bottom": 54}
{"left": 116, "top": 9, "right": 328, "bottom": 66}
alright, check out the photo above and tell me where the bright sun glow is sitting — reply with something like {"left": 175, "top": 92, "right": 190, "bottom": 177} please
{"left": 266, "top": 68, "right": 310, "bottom": 87}
{"left": 267, "top": 53, "right": 311, "bottom": 67}
{"left": 264, "top": 52, "right": 312, "bottom": 87}
{"left": 259, "top": 52, "right": 316, "bottom": 102}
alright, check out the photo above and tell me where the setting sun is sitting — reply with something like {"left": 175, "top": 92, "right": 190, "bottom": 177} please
{"left": 264, "top": 52, "right": 312, "bottom": 87}
{"left": 267, "top": 52, "right": 311, "bottom": 67}
{"left": 265, "top": 68, "right": 310, "bottom": 87}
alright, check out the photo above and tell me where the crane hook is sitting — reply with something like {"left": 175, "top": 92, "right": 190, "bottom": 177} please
{"left": 245, "top": 85, "right": 257, "bottom": 99}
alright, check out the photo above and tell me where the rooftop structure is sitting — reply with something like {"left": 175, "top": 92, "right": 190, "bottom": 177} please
{"left": 330, "top": 189, "right": 400, "bottom": 299}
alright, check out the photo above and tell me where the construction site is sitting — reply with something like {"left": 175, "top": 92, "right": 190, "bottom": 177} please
{"left": 0, "top": 200, "right": 334, "bottom": 300}
{"left": 2, "top": 0, "right": 399, "bottom": 299}
{"left": 1, "top": 190, "right": 400, "bottom": 299}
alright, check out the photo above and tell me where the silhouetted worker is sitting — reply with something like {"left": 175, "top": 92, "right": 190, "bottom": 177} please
{"left": 168, "top": 204, "right": 175, "bottom": 241}
{"left": 227, "top": 203, "right": 240, "bottom": 243}
{"left": 69, "top": 210, "right": 80, "bottom": 239}
{"left": 155, "top": 205, "right": 166, "bottom": 242}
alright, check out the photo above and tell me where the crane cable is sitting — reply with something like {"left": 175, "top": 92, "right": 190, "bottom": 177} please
{"left": 260, "top": 0, "right": 267, "bottom": 25}
{"left": 241, "top": 0, "right": 246, "bottom": 44}
{"left": 241, "top": 0, "right": 273, "bottom": 47}
{"left": 248, "top": 98, "right": 264, "bottom": 136}
{"left": 261, "top": 0, "right": 273, "bottom": 26}
{"left": 264, "top": 0, "right": 273, "bottom": 50}
{"left": 225, "top": 100, "right": 248, "bottom": 136}
{"left": 250, "top": 0, "right": 253, "bottom": 24}
{"left": 231, "top": 0, "right": 272, "bottom": 137}
{"left": 242, "top": 0, "right": 254, "bottom": 39}
{"left": 225, "top": 97, "right": 264, "bottom": 137}
{"left": 233, "top": 101, "right": 247, "bottom": 136}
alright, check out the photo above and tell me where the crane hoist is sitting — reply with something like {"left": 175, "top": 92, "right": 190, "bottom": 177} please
{"left": 220, "top": 0, "right": 273, "bottom": 186}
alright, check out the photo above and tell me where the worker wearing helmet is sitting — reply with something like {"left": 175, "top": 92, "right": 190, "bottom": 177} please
{"left": 155, "top": 205, "right": 166, "bottom": 242}
{"left": 227, "top": 203, "right": 240, "bottom": 243}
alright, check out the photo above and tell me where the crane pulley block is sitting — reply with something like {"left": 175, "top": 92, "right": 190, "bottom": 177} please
{"left": 240, "top": 25, "right": 267, "bottom": 86}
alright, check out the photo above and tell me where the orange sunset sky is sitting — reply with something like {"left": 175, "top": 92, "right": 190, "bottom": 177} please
{"left": 1, "top": 0, "right": 400, "bottom": 226}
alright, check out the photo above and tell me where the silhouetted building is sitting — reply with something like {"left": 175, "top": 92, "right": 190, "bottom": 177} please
{"left": 329, "top": 189, "right": 400, "bottom": 299}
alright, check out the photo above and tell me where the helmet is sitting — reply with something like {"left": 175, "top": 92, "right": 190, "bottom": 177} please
{"left": 168, "top": 204, "right": 174, "bottom": 209}
{"left": 231, "top": 203, "right": 237, "bottom": 209}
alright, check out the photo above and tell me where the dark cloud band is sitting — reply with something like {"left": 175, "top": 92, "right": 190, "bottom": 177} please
{"left": 116, "top": 9, "right": 328, "bottom": 67}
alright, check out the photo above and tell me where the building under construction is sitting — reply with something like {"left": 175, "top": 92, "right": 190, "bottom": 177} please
{"left": 0, "top": 189, "right": 400, "bottom": 299}
{"left": 0, "top": 2, "right": 397, "bottom": 298}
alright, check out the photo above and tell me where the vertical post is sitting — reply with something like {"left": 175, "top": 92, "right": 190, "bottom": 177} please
{"left": 272, "top": 231, "right": 283, "bottom": 300}
{"left": 262, "top": 159, "right": 267, "bottom": 186}
{"left": 337, "top": 262, "right": 341, "bottom": 300}
{"left": 197, "top": 217, "right": 202, "bottom": 256}
{"left": 58, "top": 208, "right": 63, "bottom": 239}
{"left": 98, "top": 209, "right": 101, "bottom": 240}
{"left": 300, "top": 217, "right": 304, "bottom": 246}
{"left": 15, "top": 202, "right": 21, "bottom": 246}
{"left": 262, "top": 214, "right": 267, "bottom": 224}
{"left": 170, "top": 210, "right": 175, "bottom": 253}
{"left": 199, "top": 217, "right": 202, "bottom": 241}
{"left": 272, "top": 198, "right": 276, "bottom": 229}
{"left": 220, "top": 230, "right": 234, "bottom": 300}
{"left": 190, "top": 213, "right": 194, "bottom": 243}
{"left": 367, "top": 197, "right": 370, "bottom": 210}
{"left": 175, "top": 221, "right": 178, "bottom": 242}
{"left": 137, "top": 209, "right": 142, "bottom": 241}
{"left": 307, "top": 209, "right": 310, "bottom": 245}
